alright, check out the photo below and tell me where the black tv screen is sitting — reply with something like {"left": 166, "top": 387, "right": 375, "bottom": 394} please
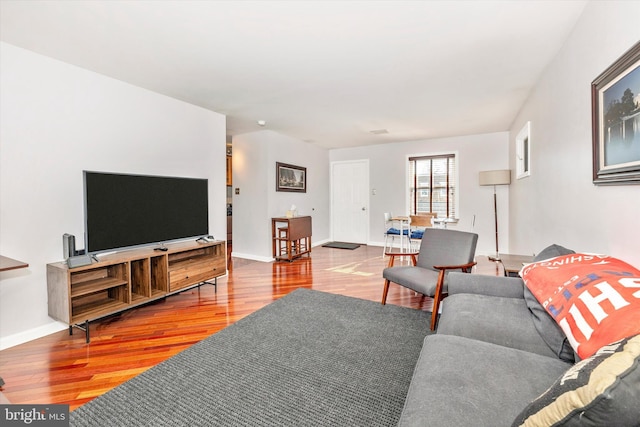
{"left": 84, "top": 171, "right": 209, "bottom": 253}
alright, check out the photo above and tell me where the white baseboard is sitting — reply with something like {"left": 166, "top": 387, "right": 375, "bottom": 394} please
{"left": 0, "top": 321, "right": 67, "bottom": 350}
{"left": 230, "top": 252, "right": 275, "bottom": 263}
{"left": 231, "top": 239, "right": 333, "bottom": 263}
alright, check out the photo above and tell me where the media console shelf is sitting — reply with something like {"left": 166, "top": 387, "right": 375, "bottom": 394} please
{"left": 47, "top": 240, "right": 226, "bottom": 343}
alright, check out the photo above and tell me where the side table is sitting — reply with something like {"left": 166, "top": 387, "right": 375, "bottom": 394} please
{"left": 271, "top": 216, "right": 312, "bottom": 261}
{"left": 499, "top": 254, "right": 534, "bottom": 277}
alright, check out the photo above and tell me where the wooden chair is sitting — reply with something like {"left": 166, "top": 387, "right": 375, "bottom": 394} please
{"left": 383, "top": 212, "right": 409, "bottom": 254}
{"left": 409, "top": 213, "right": 437, "bottom": 250}
{"left": 381, "top": 228, "right": 478, "bottom": 330}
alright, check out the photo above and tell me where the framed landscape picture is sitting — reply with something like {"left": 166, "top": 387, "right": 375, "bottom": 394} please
{"left": 276, "top": 162, "right": 306, "bottom": 192}
{"left": 592, "top": 41, "right": 640, "bottom": 185}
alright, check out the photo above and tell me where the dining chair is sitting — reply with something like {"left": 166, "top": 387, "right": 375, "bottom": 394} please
{"left": 409, "top": 213, "right": 437, "bottom": 250}
{"left": 382, "top": 212, "right": 408, "bottom": 255}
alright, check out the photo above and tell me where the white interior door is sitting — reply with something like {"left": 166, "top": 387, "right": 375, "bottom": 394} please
{"left": 331, "top": 160, "right": 369, "bottom": 243}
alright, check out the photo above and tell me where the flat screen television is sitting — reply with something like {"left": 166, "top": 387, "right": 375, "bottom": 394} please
{"left": 84, "top": 171, "right": 209, "bottom": 253}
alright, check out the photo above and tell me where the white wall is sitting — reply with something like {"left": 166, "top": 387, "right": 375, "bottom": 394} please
{"left": 508, "top": 1, "right": 640, "bottom": 266}
{"left": 0, "top": 43, "right": 227, "bottom": 348}
{"left": 330, "top": 132, "right": 510, "bottom": 256}
{"left": 231, "top": 130, "right": 330, "bottom": 261}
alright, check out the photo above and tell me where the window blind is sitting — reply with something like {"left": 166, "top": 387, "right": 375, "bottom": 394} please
{"left": 409, "top": 154, "right": 456, "bottom": 219}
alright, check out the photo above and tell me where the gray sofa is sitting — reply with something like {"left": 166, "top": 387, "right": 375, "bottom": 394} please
{"left": 397, "top": 245, "right": 640, "bottom": 426}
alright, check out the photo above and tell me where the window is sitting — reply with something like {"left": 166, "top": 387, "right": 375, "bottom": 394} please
{"left": 516, "top": 121, "right": 531, "bottom": 179}
{"left": 409, "top": 154, "right": 457, "bottom": 218}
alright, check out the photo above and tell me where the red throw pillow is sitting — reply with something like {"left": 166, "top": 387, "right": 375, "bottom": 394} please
{"left": 521, "top": 253, "right": 640, "bottom": 359}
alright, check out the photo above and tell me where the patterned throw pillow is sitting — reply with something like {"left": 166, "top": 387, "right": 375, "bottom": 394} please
{"left": 521, "top": 253, "right": 640, "bottom": 359}
{"left": 512, "top": 334, "right": 640, "bottom": 427}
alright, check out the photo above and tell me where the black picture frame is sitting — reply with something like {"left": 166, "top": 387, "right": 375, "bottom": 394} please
{"left": 276, "top": 162, "right": 306, "bottom": 193}
{"left": 592, "top": 41, "right": 640, "bottom": 185}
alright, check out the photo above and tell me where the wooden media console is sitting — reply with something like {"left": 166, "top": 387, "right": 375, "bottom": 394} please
{"left": 47, "top": 240, "right": 226, "bottom": 342}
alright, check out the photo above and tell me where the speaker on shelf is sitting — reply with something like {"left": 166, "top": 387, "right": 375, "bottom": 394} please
{"left": 63, "top": 233, "right": 75, "bottom": 260}
{"left": 67, "top": 255, "right": 92, "bottom": 269}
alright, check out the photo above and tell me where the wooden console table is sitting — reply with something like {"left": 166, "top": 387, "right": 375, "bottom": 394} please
{"left": 0, "top": 255, "right": 29, "bottom": 387}
{"left": 272, "top": 216, "right": 312, "bottom": 261}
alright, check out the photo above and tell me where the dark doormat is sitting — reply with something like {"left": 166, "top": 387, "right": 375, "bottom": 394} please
{"left": 322, "top": 242, "right": 361, "bottom": 250}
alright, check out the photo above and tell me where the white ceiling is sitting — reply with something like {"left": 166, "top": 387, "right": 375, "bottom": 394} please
{"left": 0, "top": 0, "right": 587, "bottom": 149}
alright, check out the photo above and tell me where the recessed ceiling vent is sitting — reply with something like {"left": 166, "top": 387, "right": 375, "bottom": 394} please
{"left": 369, "top": 129, "right": 389, "bottom": 135}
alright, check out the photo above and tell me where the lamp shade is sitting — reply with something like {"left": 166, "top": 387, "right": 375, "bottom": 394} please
{"left": 479, "top": 169, "right": 511, "bottom": 186}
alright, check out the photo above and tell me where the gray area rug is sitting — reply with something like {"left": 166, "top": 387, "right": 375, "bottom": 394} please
{"left": 70, "top": 288, "right": 431, "bottom": 426}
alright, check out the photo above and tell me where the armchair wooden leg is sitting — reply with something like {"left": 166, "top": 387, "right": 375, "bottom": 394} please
{"left": 429, "top": 301, "right": 440, "bottom": 331}
{"left": 381, "top": 279, "right": 391, "bottom": 305}
{"left": 430, "top": 270, "right": 447, "bottom": 330}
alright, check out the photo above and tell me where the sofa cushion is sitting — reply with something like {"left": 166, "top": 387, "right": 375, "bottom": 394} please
{"left": 398, "top": 334, "right": 572, "bottom": 427}
{"left": 524, "top": 287, "right": 575, "bottom": 362}
{"left": 521, "top": 244, "right": 577, "bottom": 362}
{"left": 532, "top": 243, "right": 575, "bottom": 263}
{"left": 438, "top": 293, "right": 558, "bottom": 358}
{"left": 512, "top": 333, "right": 640, "bottom": 427}
{"left": 522, "top": 253, "right": 640, "bottom": 359}
{"left": 447, "top": 272, "right": 525, "bottom": 299}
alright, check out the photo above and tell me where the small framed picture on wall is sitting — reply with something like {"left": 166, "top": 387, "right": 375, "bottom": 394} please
{"left": 276, "top": 162, "right": 306, "bottom": 193}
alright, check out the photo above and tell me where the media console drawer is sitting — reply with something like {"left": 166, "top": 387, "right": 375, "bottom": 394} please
{"left": 167, "top": 244, "right": 225, "bottom": 292}
{"left": 169, "top": 260, "right": 217, "bottom": 291}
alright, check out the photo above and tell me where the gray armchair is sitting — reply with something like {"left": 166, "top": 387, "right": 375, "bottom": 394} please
{"left": 381, "top": 228, "right": 478, "bottom": 330}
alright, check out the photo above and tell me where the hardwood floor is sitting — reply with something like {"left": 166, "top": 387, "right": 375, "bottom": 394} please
{"left": 0, "top": 245, "right": 501, "bottom": 411}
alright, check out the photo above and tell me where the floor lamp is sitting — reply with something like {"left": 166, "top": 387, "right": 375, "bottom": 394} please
{"left": 479, "top": 169, "right": 511, "bottom": 261}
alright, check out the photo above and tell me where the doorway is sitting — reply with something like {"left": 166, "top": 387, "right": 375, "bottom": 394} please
{"left": 330, "top": 160, "right": 369, "bottom": 244}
